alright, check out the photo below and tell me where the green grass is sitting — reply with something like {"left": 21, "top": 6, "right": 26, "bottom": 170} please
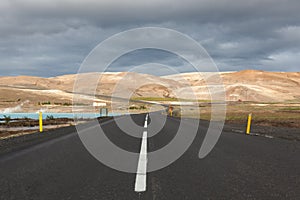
{"left": 128, "top": 105, "right": 147, "bottom": 110}
{"left": 46, "top": 115, "right": 55, "bottom": 120}
{"left": 3, "top": 115, "right": 11, "bottom": 125}
{"left": 279, "top": 107, "right": 300, "bottom": 111}
{"left": 131, "top": 97, "right": 179, "bottom": 101}
{"left": 130, "top": 97, "right": 214, "bottom": 103}
{"left": 284, "top": 99, "right": 300, "bottom": 103}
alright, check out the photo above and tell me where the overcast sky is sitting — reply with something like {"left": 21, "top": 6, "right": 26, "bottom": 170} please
{"left": 0, "top": 0, "right": 299, "bottom": 77}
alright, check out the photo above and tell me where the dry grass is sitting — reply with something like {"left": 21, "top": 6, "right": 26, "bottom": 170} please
{"left": 175, "top": 102, "right": 300, "bottom": 128}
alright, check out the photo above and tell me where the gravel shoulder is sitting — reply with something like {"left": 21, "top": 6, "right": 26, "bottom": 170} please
{"left": 0, "top": 117, "right": 113, "bottom": 156}
{"left": 223, "top": 122, "right": 300, "bottom": 141}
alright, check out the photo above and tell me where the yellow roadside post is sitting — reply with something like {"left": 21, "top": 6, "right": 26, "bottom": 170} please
{"left": 246, "top": 113, "right": 252, "bottom": 135}
{"left": 168, "top": 105, "right": 173, "bottom": 117}
{"left": 39, "top": 111, "right": 43, "bottom": 132}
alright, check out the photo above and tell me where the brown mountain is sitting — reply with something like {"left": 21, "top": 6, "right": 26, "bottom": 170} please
{"left": 163, "top": 70, "right": 300, "bottom": 102}
{"left": 0, "top": 70, "right": 299, "bottom": 113}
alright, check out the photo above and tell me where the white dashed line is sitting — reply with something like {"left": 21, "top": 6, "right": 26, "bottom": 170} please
{"left": 135, "top": 114, "right": 148, "bottom": 192}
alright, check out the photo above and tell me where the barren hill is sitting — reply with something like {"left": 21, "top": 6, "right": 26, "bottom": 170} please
{"left": 0, "top": 72, "right": 182, "bottom": 113}
{"left": 0, "top": 70, "right": 299, "bottom": 113}
{"left": 163, "top": 70, "right": 300, "bottom": 102}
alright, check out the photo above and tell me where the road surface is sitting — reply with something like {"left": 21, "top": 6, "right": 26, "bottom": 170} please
{"left": 0, "top": 113, "right": 299, "bottom": 199}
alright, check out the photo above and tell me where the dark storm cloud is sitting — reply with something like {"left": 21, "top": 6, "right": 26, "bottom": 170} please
{"left": 0, "top": 0, "right": 299, "bottom": 76}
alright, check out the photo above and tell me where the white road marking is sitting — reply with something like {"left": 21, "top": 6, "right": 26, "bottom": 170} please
{"left": 135, "top": 114, "right": 148, "bottom": 192}
{"left": 144, "top": 114, "right": 148, "bottom": 128}
{"left": 253, "top": 133, "right": 274, "bottom": 139}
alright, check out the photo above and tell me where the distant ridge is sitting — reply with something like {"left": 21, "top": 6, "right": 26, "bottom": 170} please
{"left": 0, "top": 70, "right": 299, "bottom": 104}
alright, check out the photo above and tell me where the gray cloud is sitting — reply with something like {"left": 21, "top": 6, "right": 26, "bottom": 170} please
{"left": 0, "top": 0, "right": 299, "bottom": 76}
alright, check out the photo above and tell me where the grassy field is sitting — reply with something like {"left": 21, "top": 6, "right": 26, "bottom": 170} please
{"left": 131, "top": 97, "right": 179, "bottom": 101}
{"left": 131, "top": 97, "right": 213, "bottom": 103}
{"left": 172, "top": 102, "right": 300, "bottom": 128}
{"left": 129, "top": 97, "right": 300, "bottom": 128}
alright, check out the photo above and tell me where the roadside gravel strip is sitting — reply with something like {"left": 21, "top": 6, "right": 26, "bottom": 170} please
{"left": 223, "top": 123, "right": 300, "bottom": 141}
{"left": 0, "top": 117, "right": 113, "bottom": 156}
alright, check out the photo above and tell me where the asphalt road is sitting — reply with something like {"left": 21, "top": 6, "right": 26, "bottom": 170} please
{"left": 0, "top": 113, "right": 299, "bottom": 200}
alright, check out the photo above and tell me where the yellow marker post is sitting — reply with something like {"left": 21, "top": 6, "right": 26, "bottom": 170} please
{"left": 246, "top": 113, "right": 252, "bottom": 135}
{"left": 39, "top": 112, "right": 43, "bottom": 132}
{"left": 168, "top": 105, "right": 173, "bottom": 117}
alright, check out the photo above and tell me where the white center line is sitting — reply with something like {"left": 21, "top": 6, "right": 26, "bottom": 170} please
{"left": 144, "top": 118, "right": 148, "bottom": 128}
{"left": 135, "top": 114, "right": 148, "bottom": 192}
